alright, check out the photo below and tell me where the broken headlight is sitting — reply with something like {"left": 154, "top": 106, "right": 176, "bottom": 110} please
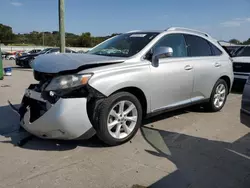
{"left": 45, "top": 74, "right": 92, "bottom": 91}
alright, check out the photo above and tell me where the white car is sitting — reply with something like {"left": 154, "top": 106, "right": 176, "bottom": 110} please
{"left": 5, "top": 54, "right": 16, "bottom": 60}
{"left": 232, "top": 46, "right": 250, "bottom": 83}
{"left": 10, "top": 27, "right": 233, "bottom": 146}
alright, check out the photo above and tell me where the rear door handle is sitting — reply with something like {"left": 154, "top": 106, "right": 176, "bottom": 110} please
{"left": 184, "top": 65, "right": 193, "bottom": 70}
{"left": 214, "top": 62, "right": 221, "bottom": 67}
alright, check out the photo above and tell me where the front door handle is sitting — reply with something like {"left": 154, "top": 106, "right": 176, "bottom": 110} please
{"left": 214, "top": 62, "right": 221, "bottom": 67}
{"left": 184, "top": 65, "right": 193, "bottom": 70}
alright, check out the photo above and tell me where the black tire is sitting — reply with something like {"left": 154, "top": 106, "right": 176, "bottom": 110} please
{"left": 205, "top": 79, "right": 228, "bottom": 112}
{"left": 94, "top": 92, "right": 142, "bottom": 146}
{"left": 9, "top": 57, "right": 14, "bottom": 60}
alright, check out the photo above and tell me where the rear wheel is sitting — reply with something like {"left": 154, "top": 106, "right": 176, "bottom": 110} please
{"left": 95, "top": 92, "right": 142, "bottom": 146}
{"left": 205, "top": 79, "right": 228, "bottom": 112}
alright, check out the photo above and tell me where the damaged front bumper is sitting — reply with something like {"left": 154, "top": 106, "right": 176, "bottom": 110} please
{"left": 10, "top": 85, "right": 96, "bottom": 140}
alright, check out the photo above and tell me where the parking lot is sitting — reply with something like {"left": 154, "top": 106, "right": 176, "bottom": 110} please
{"left": 0, "top": 60, "right": 250, "bottom": 188}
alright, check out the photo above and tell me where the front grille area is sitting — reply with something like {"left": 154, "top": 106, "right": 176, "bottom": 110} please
{"left": 233, "top": 62, "right": 250, "bottom": 73}
{"left": 33, "top": 71, "right": 55, "bottom": 82}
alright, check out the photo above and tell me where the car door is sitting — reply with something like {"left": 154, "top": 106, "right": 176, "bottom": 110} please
{"left": 149, "top": 33, "right": 195, "bottom": 112}
{"left": 184, "top": 34, "right": 223, "bottom": 101}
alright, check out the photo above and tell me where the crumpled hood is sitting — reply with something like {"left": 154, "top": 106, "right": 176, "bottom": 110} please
{"left": 32, "top": 53, "right": 126, "bottom": 73}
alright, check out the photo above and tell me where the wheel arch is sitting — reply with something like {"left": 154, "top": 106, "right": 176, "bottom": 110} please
{"left": 219, "top": 75, "right": 231, "bottom": 93}
{"left": 111, "top": 87, "right": 148, "bottom": 117}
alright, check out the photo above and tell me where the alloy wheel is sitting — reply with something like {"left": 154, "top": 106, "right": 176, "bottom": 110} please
{"left": 213, "top": 83, "right": 226, "bottom": 108}
{"left": 107, "top": 100, "right": 138, "bottom": 139}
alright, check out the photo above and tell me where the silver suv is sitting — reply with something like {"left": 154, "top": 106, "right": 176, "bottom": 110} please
{"left": 11, "top": 27, "right": 234, "bottom": 145}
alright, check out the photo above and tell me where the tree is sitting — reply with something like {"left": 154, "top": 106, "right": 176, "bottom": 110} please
{"left": 229, "top": 39, "right": 241, "bottom": 45}
{"left": 0, "top": 24, "right": 15, "bottom": 44}
{"left": 242, "top": 38, "right": 250, "bottom": 45}
{"left": 0, "top": 22, "right": 113, "bottom": 47}
{"left": 79, "top": 32, "right": 92, "bottom": 47}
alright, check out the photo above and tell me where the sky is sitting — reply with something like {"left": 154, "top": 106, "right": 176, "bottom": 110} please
{"left": 1, "top": 0, "right": 250, "bottom": 41}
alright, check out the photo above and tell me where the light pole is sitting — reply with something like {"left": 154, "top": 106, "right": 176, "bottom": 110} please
{"left": 59, "top": 0, "right": 65, "bottom": 53}
{"left": 42, "top": 32, "right": 45, "bottom": 46}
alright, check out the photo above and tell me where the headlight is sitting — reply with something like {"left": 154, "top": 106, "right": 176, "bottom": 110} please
{"left": 45, "top": 74, "right": 92, "bottom": 91}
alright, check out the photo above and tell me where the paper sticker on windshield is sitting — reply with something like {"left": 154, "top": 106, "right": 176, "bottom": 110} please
{"left": 130, "top": 34, "right": 147, "bottom": 37}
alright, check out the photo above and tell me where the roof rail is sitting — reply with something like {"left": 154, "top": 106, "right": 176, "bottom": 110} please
{"left": 167, "top": 27, "right": 211, "bottom": 38}
{"left": 126, "top": 30, "right": 141, "bottom": 33}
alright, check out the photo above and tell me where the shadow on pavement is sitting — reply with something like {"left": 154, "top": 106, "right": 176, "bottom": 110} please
{"left": 143, "top": 108, "right": 188, "bottom": 125}
{"left": 1, "top": 102, "right": 217, "bottom": 151}
{"left": 139, "top": 126, "right": 250, "bottom": 188}
{"left": 0, "top": 104, "right": 106, "bottom": 151}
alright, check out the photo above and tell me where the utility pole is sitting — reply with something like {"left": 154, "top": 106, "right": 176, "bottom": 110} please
{"left": 59, "top": 0, "right": 65, "bottom": 53}
{"left": 42, "top": 32, "right": 45, "bottom": 46}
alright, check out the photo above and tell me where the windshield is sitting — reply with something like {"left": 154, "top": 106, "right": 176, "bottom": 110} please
{"left": 87, "top": 32, "right": 159, "bottom": 57}
{"left": 39, "top": 48, "right": 52, "bottom": 54}
{"left": 234, "top": 46, "right": 250, "bottom": 57}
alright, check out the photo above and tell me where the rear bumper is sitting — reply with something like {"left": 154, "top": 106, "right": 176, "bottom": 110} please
{"left": 234, "top": 72, "right": 249, "bottom": 80}
{"left": 11, "top": 87, "right": 95, "bottom": 140}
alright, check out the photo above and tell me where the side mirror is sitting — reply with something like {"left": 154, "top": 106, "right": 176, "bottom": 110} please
{"left": 152, "top": 46, "right": 173, "bottom": 67}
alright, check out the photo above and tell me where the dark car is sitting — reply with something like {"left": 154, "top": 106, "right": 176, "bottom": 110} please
{"left": 240, "top": 75, "right": 250, "bottom": 128}
{"left": 231, "top": 46, "right": 250, "bottom": 85}
{"left": 16, "top": 48, "right": 76, "bottom": 68}
{"left": 28, "top": 49, "right": 42, "bottom": 54}
{"left": 222, "top": 46, "right": 242, "bottom": 57}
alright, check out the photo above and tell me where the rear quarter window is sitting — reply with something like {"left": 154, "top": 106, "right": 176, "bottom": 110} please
{"left": 210, "top": 43, "right": 222, "bottom": 56}
{"left": 184, "top": 34, "right": 213, "bottom": 57}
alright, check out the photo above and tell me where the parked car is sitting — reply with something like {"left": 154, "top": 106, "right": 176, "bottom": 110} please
{"left": 77, "top": 50, "right": 87, "bottom": 53}
{"left": 222, "top": 46, "right": 242, "bottom": 57}
{"left": 240, "top": 75, "right": 250, "bottom": 128}
{"left": 16, "top": 48, "right": 76, "bottom": 68}
{"left": 1, "top": 51, "right": 8, "bottom": 59}
{"left": 16, "top": 49, "right": 41, "bottom": 59}
{"left": 10, "top": 27, "right": 233, "bottom": 146}
{"left": 5, "top": 52, "right": 18, "bottom": 60}
{"left": 5, "top": 54, "right": 16, "bottom": 60}
{"left": 28, "top": 49, "right": 42, "bottom": 54}
{"left": 232, "top": 46, "right": 250, "bottom": 84}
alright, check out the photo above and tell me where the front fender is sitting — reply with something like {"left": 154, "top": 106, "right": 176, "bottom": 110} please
{"left": 88, "top": 64, "right": 152, "bottom": 113}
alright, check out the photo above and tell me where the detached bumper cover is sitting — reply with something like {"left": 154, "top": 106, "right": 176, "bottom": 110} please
{"left": 17, "top": 89, "right": 95, "bottom": 140}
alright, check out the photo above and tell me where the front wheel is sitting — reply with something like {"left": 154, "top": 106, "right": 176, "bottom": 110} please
{"left": 205, "top": 79, "right": 228, "bottom": 112}
{"left": 95, "top": 92, "right": 142, "bottom": 146}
